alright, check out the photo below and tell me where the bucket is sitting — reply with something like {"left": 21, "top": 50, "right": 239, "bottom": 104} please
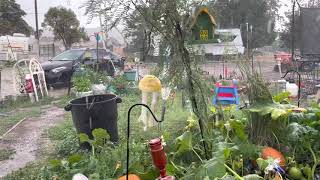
{"left": 65, "top": 94, "right": 122, "bottom": 147}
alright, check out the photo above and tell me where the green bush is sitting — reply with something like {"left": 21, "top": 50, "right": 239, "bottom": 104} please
{"left": 72, "top": 75, "right": 92, "bottom": 92}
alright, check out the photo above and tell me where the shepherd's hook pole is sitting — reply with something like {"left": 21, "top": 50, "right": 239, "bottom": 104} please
{"left": 126, "top": 104, "right": 166, "bottom": 180}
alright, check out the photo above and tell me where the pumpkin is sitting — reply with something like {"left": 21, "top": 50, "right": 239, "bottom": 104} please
{"left": 261, "top": 147, "right": 286, "bottom": 167}
{"left": 118, "top": 174, "right": 140, "bottom": 180}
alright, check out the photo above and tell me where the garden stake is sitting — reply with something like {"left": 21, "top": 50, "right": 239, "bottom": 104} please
{"left": 126, "top": 103, "right": 174, "bottom": 180}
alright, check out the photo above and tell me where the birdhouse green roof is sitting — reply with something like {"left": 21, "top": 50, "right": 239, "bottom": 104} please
{"left": 190, "top": 7, "right": 217, "bottom": 44}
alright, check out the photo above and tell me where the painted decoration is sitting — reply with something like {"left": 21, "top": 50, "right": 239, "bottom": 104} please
{"left": 191, "top": 7, "right": 217, "bottom": 42}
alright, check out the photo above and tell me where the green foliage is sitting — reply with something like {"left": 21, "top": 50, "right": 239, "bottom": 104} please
{"left": 47, "top": 119, "right": 79, "bottom": 157}
{"left": 79, "top": 128, "right": 110, "bottom": 155}
{"left": 0, "top": 0, "right": 32, "bottom": 36}
{"left": 110, "top": 75, "right": 128, "bottom": 94}
{"left": 3, "top": 163, "right": 44, "bottom": 180}
{"left": 81, "top": 68, "right": 110, "bottom": 84}
{"left": 184, "top": 156, "right": 226, "bottom": 179}
{"left": 72, "top": 75, "right": 92, "bottom": 92}
{"left": 0, "top": 148, "right": 15, "bottom": 161}
{"left": 42, "top": 7, "right": 88, "bottom": 49}
{"left": 273, "top": 91, "right": 291, "bottom": 103}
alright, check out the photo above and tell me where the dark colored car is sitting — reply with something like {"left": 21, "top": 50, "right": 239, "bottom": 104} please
{"left": 41, "top": 48, "right": 125, "bottom": 87}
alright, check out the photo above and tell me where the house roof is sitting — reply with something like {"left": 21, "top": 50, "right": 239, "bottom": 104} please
{"left": 190, "top": 7, "right": 217, "bottom": 28}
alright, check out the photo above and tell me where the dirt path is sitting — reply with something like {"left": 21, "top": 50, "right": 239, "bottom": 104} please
{"left": 0, "top": 105, "right": 66, "bottom": 177}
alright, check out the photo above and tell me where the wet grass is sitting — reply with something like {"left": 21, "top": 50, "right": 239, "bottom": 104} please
{"left": 0, "top": 96, "right": 64, "bottom": 136}
{"left": 0, "top": 148, "right": 15, "bottom": 161}
{"left": 0, "top": 107, "right": 42, "bottom": 135}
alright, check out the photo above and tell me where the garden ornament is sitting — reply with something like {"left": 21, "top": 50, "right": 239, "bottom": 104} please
{"left": 262, "top": 147, "right": 286, "bottom": 167}
{"left": 138, "top": 75, "right": 162, "bottom": 131}
{"left": 264, "top": 159, "right": 285, "bottom": 180}
{"left": 72, "top": 173, "right": 88, "bottom": 180}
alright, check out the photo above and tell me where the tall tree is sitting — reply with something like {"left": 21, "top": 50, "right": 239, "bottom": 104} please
{"left": 124, "top": 5, "right": 156, "bottom": 61}
{"left": 210, "top": 0, "right": 279, "bottom": 48}
{"left": 42, "top": 7, "right": 88, "bottom": 49}
{"left": 280, "top": 0, "right": 318, "bottom": 49}
{"left": 0, "top": 0, "right": 32, "bottom": 36}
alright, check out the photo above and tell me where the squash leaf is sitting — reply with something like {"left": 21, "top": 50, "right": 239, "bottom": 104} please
{"left": 92, "top": 128, "right": 109, "bottom": 146}
{"left": 49, "top": 159, "right": 61, "bottom": 168}
{"left": 230, "top": 120, "right": 248, "bottom": 141}
{"left": 243, "top": 174, "right": 263, "bottom": 179}
{"left": 174, "top": 131, "right": 193, "bottom": 155}
{"left": 79, "top": 133, "right": 90, "bottom": 143}
{"left": 68, "top": 154, "right": 82, "bottom": 165}
{"left": 271, "top": 108, "right": 287, "bottom": 120}
{"left": 194, "top": 156, "right": 226, "bottom": 178}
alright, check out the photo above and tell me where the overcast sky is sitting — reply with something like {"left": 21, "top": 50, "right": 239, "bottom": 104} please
{"left": 17, "top": 0, "right": 292, "bottom": 31}
{"left": 16, "top": 0, "right": 100, "bottom": 29}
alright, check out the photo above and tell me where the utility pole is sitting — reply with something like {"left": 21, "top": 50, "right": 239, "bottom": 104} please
{"left": 34, "top": 0, "right": 40, "bottom": 57}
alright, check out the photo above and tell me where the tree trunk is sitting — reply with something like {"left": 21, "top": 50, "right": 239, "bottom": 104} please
{"left": 175, "top": 21, "right": 209, "bottom": 159}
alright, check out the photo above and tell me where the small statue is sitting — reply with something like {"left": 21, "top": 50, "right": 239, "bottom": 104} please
{"left": 138, "top": 75, "right": 162, "bottom": 131}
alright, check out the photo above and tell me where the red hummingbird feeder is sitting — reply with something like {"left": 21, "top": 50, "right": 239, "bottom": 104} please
{"left": 149, "top": 138, "right": 175, "bottom": 180}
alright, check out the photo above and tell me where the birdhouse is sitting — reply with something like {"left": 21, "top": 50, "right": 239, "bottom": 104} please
{"left": 190, "top": 7, "right": 217, "bottom": 43}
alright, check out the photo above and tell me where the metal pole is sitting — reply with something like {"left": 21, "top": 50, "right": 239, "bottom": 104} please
{"left": 250, "top": 25, "right": 253, "bottom": 72}
{"left": 291, "top": 0, "right": 296, "bottom": 66}
{"left": 246, "top": 22, "right": 249, "bottom": 60}
{"left": 0, "top": 68, "right": 2, "bottom": 100}
{"left": 96, "top": 33, "right": 99, "bottom": 72}
{"left": 34, "top": 0, "right": 40, "bottom": 57}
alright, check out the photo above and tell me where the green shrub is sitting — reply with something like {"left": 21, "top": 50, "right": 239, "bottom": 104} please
{"left": 72, "top": 75, "right": 92, "bottom": 92}
{"left": 48, "top": 118, "right": 79, "bottom": 157}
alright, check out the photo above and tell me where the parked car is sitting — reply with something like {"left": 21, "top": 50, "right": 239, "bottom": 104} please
{"left": 41, "top": 48, "right": 125, "bottom": 87}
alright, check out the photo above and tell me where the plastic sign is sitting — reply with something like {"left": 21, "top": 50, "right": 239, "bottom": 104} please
{"left": 94, "top": 32, "right": 105, "bottom": 42}
{"left": 95, "top": 33, "right": 101, "bottom": 41}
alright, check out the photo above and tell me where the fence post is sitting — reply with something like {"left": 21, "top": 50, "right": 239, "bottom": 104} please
{"left": 52, "top": 43, "right": 55, "bottom": 57}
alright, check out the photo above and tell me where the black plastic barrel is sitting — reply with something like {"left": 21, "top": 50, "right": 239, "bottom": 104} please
{"left": 65, "top": 94, "right": 122, "bottom": 146}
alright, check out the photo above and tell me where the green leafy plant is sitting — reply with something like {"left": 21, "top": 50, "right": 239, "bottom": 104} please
{"left": 72, "top": 75, "right": 92, "bottom": 92}
{"left": 0, "top": 148, "right": 15, "bottom": 161}
{"left": 110, "top": 75, "right": 128, "bottom": 94}
{"left": 79, "top": 128, "right": 110, "bottom": 156}
{"left": 273, "top": 91, "right": 291, "bottom": 103}
{"left": 286, "top": 123, "right": 320, "bottom": 180}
